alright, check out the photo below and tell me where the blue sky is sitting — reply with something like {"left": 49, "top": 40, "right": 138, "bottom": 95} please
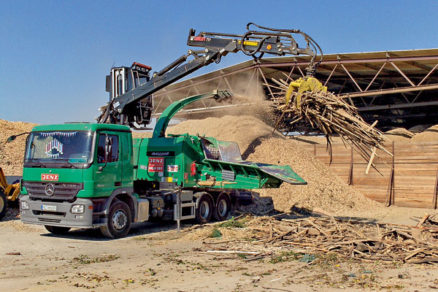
{"left": 1, "top": 0, "right": 437, "bottom": 124}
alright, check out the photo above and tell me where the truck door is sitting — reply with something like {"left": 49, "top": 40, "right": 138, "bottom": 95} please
{"left": 94, "top": 132, "right": 122, "bottom": 197}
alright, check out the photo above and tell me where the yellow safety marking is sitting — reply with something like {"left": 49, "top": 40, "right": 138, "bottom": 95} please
{"left": 238, "top": 40, "right": 259, "bottom": 46}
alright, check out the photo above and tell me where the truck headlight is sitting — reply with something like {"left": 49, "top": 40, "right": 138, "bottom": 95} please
{"left": 21, "top": 201, "right": 29, "bottom": 210}
{"left": 71, "top": 204, "right": 85, "bottom": 214}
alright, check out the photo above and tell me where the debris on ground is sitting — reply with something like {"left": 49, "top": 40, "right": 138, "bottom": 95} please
{"left": 417, "top": 213, "right": 438, "bottom": 228}
{"left": 194, "top": 215, "right": 438, "bottom": 265}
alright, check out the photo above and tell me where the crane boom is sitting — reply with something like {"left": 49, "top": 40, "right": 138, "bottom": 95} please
{"left": 98, "top": 23, "right": 323, "bottom": 128}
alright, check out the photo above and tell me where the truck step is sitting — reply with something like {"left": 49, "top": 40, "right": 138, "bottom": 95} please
{"left": 173, "top": 202, "right": 196, "bottom": 221}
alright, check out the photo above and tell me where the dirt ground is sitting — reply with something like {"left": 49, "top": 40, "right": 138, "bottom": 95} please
{"left": 1, "top": 207, "right": 438, "bottom": 292}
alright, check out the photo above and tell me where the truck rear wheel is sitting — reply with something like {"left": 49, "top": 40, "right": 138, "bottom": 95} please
{"left": 214, "top": 193, "right": 231, "bottom": 221}
{"left": 100, "top": 200, "right": 132, "bottom": 239}
{"left": 45, "top": 225, "right": 71, "bottom": 234}
{"left": 196, "top": 194, "right": 213, "bottom": 224}
{"left": 0, "top": 191, "right": 7, "bottom": 220}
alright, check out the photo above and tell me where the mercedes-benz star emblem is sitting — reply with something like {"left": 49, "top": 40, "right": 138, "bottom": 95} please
{"left": 45, "top": 183, "right": 55, "bottom": 196}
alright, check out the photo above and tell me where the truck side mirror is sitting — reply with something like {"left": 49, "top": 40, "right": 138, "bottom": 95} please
{"left": 6, "top": 132, "right": 30, "bottom": 143}
{"left": 7, "top": 135, "right": 16, "bottom": 142}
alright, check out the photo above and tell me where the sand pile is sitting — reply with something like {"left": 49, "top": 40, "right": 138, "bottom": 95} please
{"left": 0, "top": 119, "right": 36, "bottom": 175}
{"left": 411, "top": 124, "right": 438, "bottom": 143}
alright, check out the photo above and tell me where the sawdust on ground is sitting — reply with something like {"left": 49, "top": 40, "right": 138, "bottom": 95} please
{"left": 0, "top": 119, "right": 36, "bottom": 175}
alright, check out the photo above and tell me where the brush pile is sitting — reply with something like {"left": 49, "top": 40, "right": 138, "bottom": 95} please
{"left": 200, "top": 215, "right": 438, "bottom": 264}
{"left": 271, "top": 78, "right": 389, "bottom": 161}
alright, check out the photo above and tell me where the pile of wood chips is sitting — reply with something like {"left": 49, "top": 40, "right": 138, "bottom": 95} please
{"left": 272, "top": 78, "right": 389, "bottom": 162}
{"left": 202, "top": 215, "right": 438, "bottom": 264}
{"left": 0, "top": 119, "right": 36, "bottom": 175}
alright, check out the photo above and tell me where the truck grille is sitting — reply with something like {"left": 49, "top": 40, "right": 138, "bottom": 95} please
{"left": 38, "top": 218, "right": 62, "bottom": 223}
{"left": 33, "top": 210, "right": 66, "bottom": 217}
{"left": 23, "top": 181, "right": 83, "bottom": 202}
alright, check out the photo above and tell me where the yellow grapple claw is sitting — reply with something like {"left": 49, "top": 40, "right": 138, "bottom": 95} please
{"left": 285, "top": 77, "right": 327, "bottom": 110}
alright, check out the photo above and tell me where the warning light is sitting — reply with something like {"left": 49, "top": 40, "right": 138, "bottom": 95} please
{"left": 193, "top": 36, "right": 206, "bottom": 42}
{"left": 267, "top": 44, "right": 272, "bottom": 50}
{"left": 190, "top": 161, "right": 197, "bottom": 176}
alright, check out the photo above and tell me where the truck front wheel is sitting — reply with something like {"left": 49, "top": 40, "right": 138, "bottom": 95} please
{"left": 100, "top": 200, "right": 132, "bottom": 239}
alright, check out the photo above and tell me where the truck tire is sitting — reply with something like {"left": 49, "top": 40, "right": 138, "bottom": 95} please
{"left": 214, "top": 193, "right": 231, "bottom": 221}
{"left": 45, "top": 225, "right": 71, "bottom": 234}
{"left": 100, "top": 200, "right": 132, "bottom": 239}
{"left": 0, "top": 190, "right": 7, "bottom": 220}
{"left": 195, "top": 194, "right": 213, "bottom": 224}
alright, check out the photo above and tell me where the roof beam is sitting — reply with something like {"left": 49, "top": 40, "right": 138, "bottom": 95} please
{"left": 259, "top": 55, "right": 438, "bottom": 67}
{"left": 358, "top": 100, "right": 438, "bottom": 111}
{"left": 340, "top": 83, "right": 438, "bottom": 99}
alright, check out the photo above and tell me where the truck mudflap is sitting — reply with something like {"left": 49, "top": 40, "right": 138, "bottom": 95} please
{"left": 20, "top": 196, "right": 98, "bottom": 228}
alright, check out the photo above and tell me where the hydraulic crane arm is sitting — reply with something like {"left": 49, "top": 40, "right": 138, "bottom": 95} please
{"left": 98, "top": 23, "right": 323, "bottom": 128}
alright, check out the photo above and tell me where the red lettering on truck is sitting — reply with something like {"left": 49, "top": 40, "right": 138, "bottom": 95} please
{"left": 148, "top": 157, "right": 164, "bottom": 172}
{"left": 41, "top": 174, "right": 59, "bottom": 181}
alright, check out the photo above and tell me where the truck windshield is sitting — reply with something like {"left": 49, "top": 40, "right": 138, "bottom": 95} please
{"left": 24, "top": 131, "right": 94, "bottom": 166}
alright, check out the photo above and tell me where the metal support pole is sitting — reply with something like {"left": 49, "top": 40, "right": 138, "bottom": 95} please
{"left": 258, "top": 67, "right": 275, "bottom": 99}
{"left": 390, "top": 62, "right": 415, "bottom": 87}
{"left": 418, "top": 63, "right": 438, "bottom": 86}
{"left": 348, "top": 146, "right": 354, "bottom": 185}
{"left": 386, "top": 142, "right": 395, "bottom": 207}
{"left": 323, "top": 64, "right": 338, "bottom": 87}
{"left": 364, "top": 62, "right": 386, "bottom": 91}
{"left": 177, "top": 187, "right": 182, "bottom": 232}
{"left": 433, "top": 168, "right": 438, "bottom": 209}
{"left": 340, "top": 63, "right": 363, "bottom": 92}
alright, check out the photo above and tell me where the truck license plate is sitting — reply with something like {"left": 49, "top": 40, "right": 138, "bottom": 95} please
{"left": 41, "top": 204, "right": 57, "bottom": 212}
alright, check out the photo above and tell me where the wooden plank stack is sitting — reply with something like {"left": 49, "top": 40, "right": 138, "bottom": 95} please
{"left": 299, "top": 141, "right": 438, "bottom": 209}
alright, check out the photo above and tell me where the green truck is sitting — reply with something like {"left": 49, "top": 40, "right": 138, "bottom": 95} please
{"left": 20, "top": 91, "right": 306, "bottom": 238}
{"left": 20, "top": 24, "right": 321, "bottom": 237}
